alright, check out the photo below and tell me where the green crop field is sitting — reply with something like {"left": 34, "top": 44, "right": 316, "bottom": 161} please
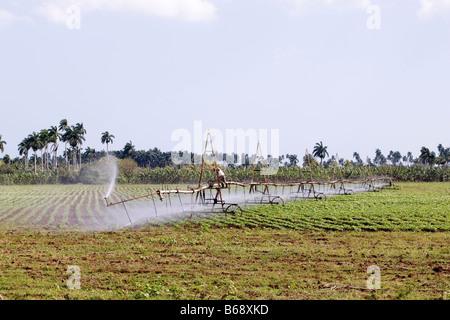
{"left": 0, "top": 182, "right": 448, "bottom": 232}
{"left": 0, "top": 182, "right": 448, "bottom": 300}
{"left": 192, "top": 183, "right": 450, "bottom": 232}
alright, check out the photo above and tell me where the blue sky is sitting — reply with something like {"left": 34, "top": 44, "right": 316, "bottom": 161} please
{"left": 0, "top": 0, "right": 449, "bottom": 161}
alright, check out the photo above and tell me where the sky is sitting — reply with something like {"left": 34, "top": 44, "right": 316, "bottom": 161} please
{"left": 0, "top": 0, "right": 449, "bottom": 162}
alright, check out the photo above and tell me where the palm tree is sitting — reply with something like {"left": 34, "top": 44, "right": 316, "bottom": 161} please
{"left": 312, "top": 141, "right": 329, "bottom": 166}
{"left": 101, "top": 131, "right": 115, "bottom": 154}
{"left": 419, "top": 147, "right": 435, "bottom": 167}
{"left": 39, "top": 129, "right": 50, "bottom": 171}
{"left": 59, "top": 119, "right": 69, "bottom": 168}
{"left": 28, "top": 132, "right": 43, "bottom": 174}
{"left": 437, "top": 144, "right": 449, "bottom": 166}
{"left": 122, "top": 141, "right": 136, "bottom": 159}
{"left": 62, "top": 125, "right": 85, "bottom": 171}
{"left": 61, "top": 126, "right": 74, "bottom": 170}
{"left": 285, "top": 154, "right": 299, "bottom": 167}
{"left": 391, "top": 151, "right": 402, "bottom": 166}
{"left": 85, "top": 147, "right": 97, "bottom": 164}
{"left": 48, "top": 126, "right": 60, "bottom": 169}
{"left": 0, "top": 135, "right": 6, "bottom": 154}
{"left": 406, "top": 152, "right": 413, "bottom": 166}
{"left": 66, "top": 149, "right": 73, "bottom": 169}
{"left": 353, "top": 152, "right": 363, "bottom": 166}
{"left": 374, "top": 149, "right": 386, "bottom": 166}
{"left": 437, "top": 144, "right": 445, "bottom": 157}
{"left": 18, "top": 138, "right": 31, "bottom": 169}
{"left": 74, "top": 123, "right": 86, "bottom": 169}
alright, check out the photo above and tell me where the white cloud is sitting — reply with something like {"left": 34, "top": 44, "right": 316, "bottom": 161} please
{"left": 36, "top": 0, "right": 218, "bottom": 24}
{"left": 417, "top": 0, "right": 450, "bottom": 20}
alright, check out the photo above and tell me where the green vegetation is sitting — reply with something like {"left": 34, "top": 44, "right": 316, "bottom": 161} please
{"left": 0, "top": 183, "right": 448, "bottom": 231}
{"left": 184, "top": 182, "right": 449, "bottom": 232}
{"left": 0, "top": 227, "right": 448, "bottom": 300}
{"left": 0, "top": 182, "right": 448, "bottom": 300}
{"left": 0, "top": 161, "right": 449, "bottom": 185}
{"left": 1, "top": 122, "right": 449, "bottom": 185}
{"left": 199, "top": 182, "right": 448, "bottom": 231}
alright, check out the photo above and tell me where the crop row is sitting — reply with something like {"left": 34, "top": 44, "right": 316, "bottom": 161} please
{"left": 0, "top": 185, "right": 126, "bottom": 229}
{"left": 0, "top": 183, "right": 448, "bottom": 231}
{"left": 184, "top": 184, "right": 450, "bottom": 232}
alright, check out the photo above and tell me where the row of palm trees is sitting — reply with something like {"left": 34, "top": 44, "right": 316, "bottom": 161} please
{"left": 15, "top": 120, "right": 87, "bottom": 174}
{"left": 0, "top": 124, "right": 116, "bottom": 174}
{"left": 418, "top": 146, "right": 450, "bottom": 167}
{"left": 310, "top": 141, "right": 449, "bottom": 168}
{"left": 2, "top": 129, "right": 449, "bottom": 173}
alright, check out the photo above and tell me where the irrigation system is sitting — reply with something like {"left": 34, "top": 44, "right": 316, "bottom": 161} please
{"left": 104, "top": 132, "right": 396, "bottom": 225}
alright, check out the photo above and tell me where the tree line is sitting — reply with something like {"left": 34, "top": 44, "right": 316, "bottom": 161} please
{"left": 0, "top": 121, "right": 449, "bottom": 180}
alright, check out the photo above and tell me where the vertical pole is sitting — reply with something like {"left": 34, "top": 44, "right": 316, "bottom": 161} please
{"left": 122, "top": 201, "right": 133, "bottom": 225}
{"left": 178, "top": 192, "right": 184, "bottom": 214}
{"left": 198, "top": 132, "right": 209, "bottom": 188}
{"left": 306, "top": 149, "right": 313, "bottom": 181}
{"left": 150, "top": 192, "right": 158, "bottom": 217}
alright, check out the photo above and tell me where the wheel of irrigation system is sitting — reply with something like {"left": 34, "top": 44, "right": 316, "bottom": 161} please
{"left": 270, "top": 196, "right": 285, "bottom": 206}
{"left": 344, "top": 189, "right": 354, "bottom": 195}
{"left": 224, "top": 204, "right": 243, "bottom": 215}
{"left": 315, "top": 193, "right": 326, "bottom": 200}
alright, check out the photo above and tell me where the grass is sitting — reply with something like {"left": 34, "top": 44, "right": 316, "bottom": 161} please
{"left": 183, "top": 182, "right": 450, "bottom": 232}
{"left": 0, "top": 182, "right": 448, "bottom": 300}
{"left": 0, "top": 228, "right": 448, "bottom": 300}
